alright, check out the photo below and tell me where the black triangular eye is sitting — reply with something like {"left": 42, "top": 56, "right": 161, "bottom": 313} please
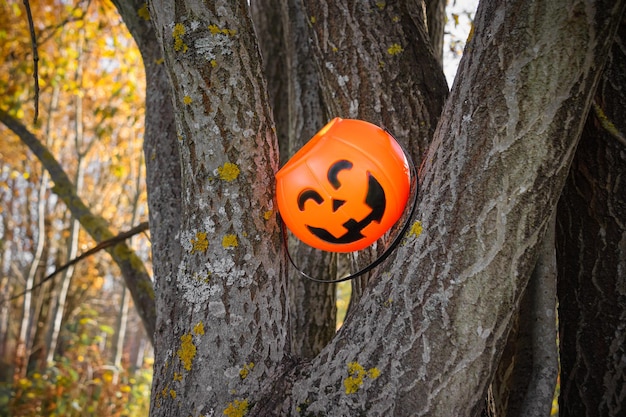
{"left": 332, "top": 199, "right": 346, "bottom": 212}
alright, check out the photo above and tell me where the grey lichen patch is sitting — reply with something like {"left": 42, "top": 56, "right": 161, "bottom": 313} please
{"left": 178, "top": 260, "right": 221, "bottom": 311}
{"left": 207, "top": 257, "right": 249, "bottom": 287}
{"left": 194, "top": 24, "right": 236, "bottom": 64}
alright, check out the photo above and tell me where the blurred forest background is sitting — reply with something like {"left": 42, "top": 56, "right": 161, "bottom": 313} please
{"left": 0, "top": 0, "right": 475, "bottom": 415}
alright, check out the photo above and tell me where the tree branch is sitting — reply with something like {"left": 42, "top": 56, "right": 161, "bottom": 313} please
{"left": 22, "top": 0, "right": 39, "bottom": 123}
{"left": 9, "top": 222, "right": 149, "bottom": 301}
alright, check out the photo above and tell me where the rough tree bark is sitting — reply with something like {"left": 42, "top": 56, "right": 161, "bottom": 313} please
{"left": 489, "top": 215, "right": 558, "bottom": 416}
{"left": 425, "top": 0, "right": 446, "bottom": 66}
{"left": 147, "top": 1, "right": 288, "bottom": 415}
{"left": 251, "top": 0, "right": 337, "bottom": 360}
{"left": 556, "top": 13, "right": 626, "bottom": 417}
{"left": 252, "top": 0, "right": 623, "bottom": 414}
{"left": 301, "top": 0, "right": 447, "bottom": 162}
{"left": 125, "top": 0, "right": 624, "bottom": 415}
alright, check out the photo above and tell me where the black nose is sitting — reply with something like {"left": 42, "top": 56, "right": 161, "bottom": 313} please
{"left": 332, "top": 199, "right": 346, "bottom": 212}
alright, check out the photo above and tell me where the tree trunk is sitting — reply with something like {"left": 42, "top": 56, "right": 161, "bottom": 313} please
{"left": 46, "top": 39, "right": 88, "bottom": 360}
{"left": 556, "top": 14, "right": 626, "bottom": 417}
{"left": 252, "top": 0, "right": 338, "bottom": 360}
{"left": 425, "top": 0, "right": 446, "bottom": 66}
{"left": 131, "top": 0, "right": 623, "bottom": 415}
{"left": 302, "top": 0, "right": 448, "bottom": 162}
{"left": 113, "top": 154, "right": 145, "bottom": 380}
{"left": 14, "top": 169, "right": 47, "bottom": 380}
{"left": 490, "top": 215, "right": 558, "bottom": 416}
{"left": 147, "top": 1, "right": 288, "bottom": 415}
{"left": 254, "top": 0, "right": 624, "bottom": 415}
{"left": 110, "top": 0, "right": 183, "bottom": 357}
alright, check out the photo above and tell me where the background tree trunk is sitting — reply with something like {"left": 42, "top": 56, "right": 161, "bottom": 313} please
{"left": 111, "top": 0, "right": 184, "bottom": 358}
{"left": 302, "top": 0, "right": 447, "bottom": 162}
{"left": 14, "top": 169, "right": 47, "bottom": 380}
{"left": 45, "top": 33, "right": 90, "bottom": 363}
{"left": 556, "top": 14, "right": 626, "bottom": 417}
{"left": 425, "top": 0, "right": 446, "bottom": 66}
{"left": 0, "top": 110, "right": 157, "bottom": 342}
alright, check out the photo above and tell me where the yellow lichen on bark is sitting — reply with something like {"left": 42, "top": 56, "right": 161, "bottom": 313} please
{"left": 409, "top": 221, "right": 423, "bottom": 238}
{"left": 177, "top": 334, "right": 196, "bottom": 371}
{"left": 343, "top": 361, "right": 380, "bottom": 394}
{"left": 191, "top": 232, "right": 209, "bottom": 253}
{"left": 223, "top": 398, "right": 249, "bottom": 417}
{"left": 173, "top": 23, "right": 188, "bottom": 53}
{"left": 208, "top": 24, "right": 237, "bottom": 36}
{"left": 218, "top": 162, "right": 240, "bottom": 181}
{"left": 222, "top": 234, "right": 238, "bottom": 248}
{"left": 387, "top": 43, "right": 403, "bottom": 55}
{"left": 137, "top": 3, "right": 150, "bottom": 20}
{"left": 239, "top": 362, "right": 255, "bottom": 379}
{"left": 193, "top": 321, "right": 205, "bottom": 335}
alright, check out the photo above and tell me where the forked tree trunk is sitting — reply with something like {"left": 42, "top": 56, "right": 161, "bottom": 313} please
{"left": 116, "top": 0, "right": 625, "bottom": 415}
{"left": 253, "top": 0, "right": 621, "bottom": 414}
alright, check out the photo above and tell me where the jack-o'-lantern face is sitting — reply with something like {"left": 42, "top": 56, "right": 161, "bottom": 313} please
{"left": 275, "top": 117, "right": 410, "bottom": 252}
{"left": 297, "top": 159, "right": 386, "bottom": 244}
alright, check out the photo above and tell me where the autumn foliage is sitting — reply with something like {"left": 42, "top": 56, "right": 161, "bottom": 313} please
{"left": 0, "top": 0, "right": 151, "bottom": 415}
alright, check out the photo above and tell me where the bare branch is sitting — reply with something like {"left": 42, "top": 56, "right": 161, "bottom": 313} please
{"left": 22, "top": 0, "right": 39, "bottom": 124}
{"left": 8, "top": 222, "right": 150, "bottom": 301}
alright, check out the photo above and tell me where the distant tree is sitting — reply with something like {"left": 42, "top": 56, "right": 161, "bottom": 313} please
{"left": 0, "top": 0, "right": 154, "bottom": 401}
{"left": 556, "top": 16, "right": 626, "bottom": 417}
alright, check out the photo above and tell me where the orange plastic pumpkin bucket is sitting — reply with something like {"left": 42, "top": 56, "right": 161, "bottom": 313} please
{"left": 275, "top": 118, "right": 411, "bottom": 252}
